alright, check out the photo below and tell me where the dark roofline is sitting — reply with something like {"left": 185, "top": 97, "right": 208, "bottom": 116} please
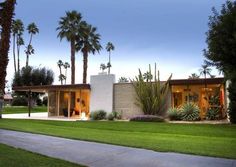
{"left": 12, "top": 84, "right": 91, "bottom": 93}
{"left": 169, "top": 77, "right": 225, "bottom": 85}
{"left": 113, "top": 77, "right": 225, "bottom": 86}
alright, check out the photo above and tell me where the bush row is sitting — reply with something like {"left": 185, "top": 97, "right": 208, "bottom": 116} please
{"left": 90, "top": 110, "right": 121, "bottom": 121}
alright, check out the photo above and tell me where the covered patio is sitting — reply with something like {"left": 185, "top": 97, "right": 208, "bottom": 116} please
{"left": 13, "top": 84, "right": 91, "bottom": 120}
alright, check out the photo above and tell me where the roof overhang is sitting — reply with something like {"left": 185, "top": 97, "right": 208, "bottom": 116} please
{"left": 169, "top": 77, "right": 225, "bottom": 86}
{"left": 12, "top": 84, "right": 91, "bottom": 93}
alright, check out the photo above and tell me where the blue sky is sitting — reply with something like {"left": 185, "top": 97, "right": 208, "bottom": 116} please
{"left": 6, "top": 0, "right": 225, "bottom": 85}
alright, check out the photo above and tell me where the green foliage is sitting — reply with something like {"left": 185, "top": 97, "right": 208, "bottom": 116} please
{"left": 206, "top": 108, "right": 220, "bottom": 120}
{"left": 167, "top": 107, "right": 182, "bottom": 121}
{"left": 129, "top": 115, "right": 165, "bottom": 122}
{"left": 12, "top": 96, "right": 28, "bottom": 106}
{"left": 228, "top": 78, "right": 236, "bottom": 123}
{"left": 42, "top": 96, "right": 48, "bottom": 106}
{"left": 132, "top": 63, "right": 172, "bottom": 115}
{"left": 12, "top": 66, "right": 54, "bottom": 86}
{"left": 36, "top": 98, "right": 42, "bottom": 106}
{"left": 90, "top": 110, "right": 107, "bottom": 120}
{"left": 181, "top": 103, "right": 200, "bottom": 121}
{"left": 107, "top": 111, "right": 121, "bottom": 121}
{"left": 118, "top": 77, "right": 129, "bottom": 83}
{"left": 204, "top": 1, "right": 236, "bottom": 123}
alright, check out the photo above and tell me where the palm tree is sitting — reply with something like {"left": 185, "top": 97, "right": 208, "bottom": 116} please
{"left": 77, "top": 22, "right": 102, "bottom": 84}
{"left": 199, "top": 64, "right": 212, "bottom": 79}
{"left": 118, "top": 77, "right": 129, "bottom": 83}
{"left": 59, "top": 74, "right": 66, "bottom": 85}
{"left": 100, "top": 63, "right": 107, "bottom": 72}
{"left": 25, "top": 22, "right": 39, "bottom": 67}
{"left": 57, "top": 11, "right": 83, "bottom": 84}
{"left": 106, "top": 42, "right": 114, "bottom": 74}
{"left": 188, "top": 73, "right": 200, "bottom": 79}
{"left": 57, "top": 60, "right": 64, "bottom": 85}
{"left": 63, "top": 62, "right": 70, "bottom": 84}
{"left": 12, "top": 19, "right": 24, "bottom": 73}
{"left": 0, "top": 0, "right": 16, "bottom": 119}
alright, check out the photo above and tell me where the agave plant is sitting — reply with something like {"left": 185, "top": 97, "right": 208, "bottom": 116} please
{"left": 168, "top": 107, "right": 182, "bottom": 120}
{"left": 181, "top": 103, "right": 200, "bottom": 121}
{"left": 132, "top": 63, "right": 172, "bottom": 115}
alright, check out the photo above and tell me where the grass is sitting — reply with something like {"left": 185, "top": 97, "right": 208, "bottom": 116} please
{"left": 2, "top": 106, "right": 47, "bottom": 114}
{"left": 0, "top": 119, "right": 235, "bottom": 159}
{"left": 0, "top": 143, "right": 85, "bottom": 167}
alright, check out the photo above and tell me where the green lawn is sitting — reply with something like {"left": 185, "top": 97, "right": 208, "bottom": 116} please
{"left": 2, "top": 106, "right": 47, "bottom": 114}
{"left": 0, "top": 119, "right": 235, "bottom": 159}
{"left": 0, "top": 143, "right": 85, "bottom": 167}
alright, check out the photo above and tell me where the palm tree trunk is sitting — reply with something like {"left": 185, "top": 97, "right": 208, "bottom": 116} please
{"left": 26, "top": 53, "right": 29, "bottom": 67}
{"left": 65, "top": 68, "right": 67, "bottom": 84}
{"left": 17, "top": 39, "right": 20, "bottom": 72}
{"left": 26, "top": 34, "right": 33, "bottom": 67}
{"left": 59, "top": 67, "right": 63, "bottom": 85}
{"left": 83, "top": 50, "right": 88, "bottom": 84}
{"left": 13, "top": 34, "right": 16, "bottom": 73}
{"left": 0, "top": 0, "right": 16, "bottom": 119}
{"left": 108, "top": 51, "right": 111, "bottom": 74}
{"left": 70, "top": 39, "right": 75, "bottom": 84}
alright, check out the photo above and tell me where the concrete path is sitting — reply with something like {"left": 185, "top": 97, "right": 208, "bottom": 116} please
{"left": 2, "top": 112, "right": 79, "bottom": 121}
{"left": 0, "top": 129, "right": 235, "bottom": 167}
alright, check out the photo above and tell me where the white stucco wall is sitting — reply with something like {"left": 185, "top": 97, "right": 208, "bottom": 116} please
{"left": 90, "top": 74, "right": 115, "bottom": 113}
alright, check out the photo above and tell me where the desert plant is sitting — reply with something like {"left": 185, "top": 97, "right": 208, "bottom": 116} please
{"left": 129, "top": 115, "right": 165, "bottom": 122}
{"left": 132, "top": 63, "right": 172, "bottom": 115}
{"left": 181, "top": 103, "right": 200, "bottom": 121}
{"left": 167, "top": 107, "right": 182, "bottom": 121}
{"left": 206, "top": 107, "right": 220, "bottom": 120}
{"left": 90, "top": 110, "right": 106, "bottom": 120}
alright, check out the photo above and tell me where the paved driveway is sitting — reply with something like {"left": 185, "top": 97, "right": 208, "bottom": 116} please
{"left": 0, "top": 129, "right": 235, "bottom": 167}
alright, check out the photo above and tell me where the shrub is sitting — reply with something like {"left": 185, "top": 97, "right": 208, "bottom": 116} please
{"left": 107, "top": 113, "right": 115, "bottom": 121}
{"left": 12, "top": 96, "right": 28, "bottom": 106}
{"left": 206, "top": 107, "right": 220, "bottom": 120}
{"left": 129, "top": 115, "right": 165, "bottom": 122}
{"left": 168, "top": 107, "right": 182, "bottom": 120}
{"left": 181, "top": 103, "right": 200, "bottom": 121}
{"left": 107, "top": 111, "right": 122, "bottom": 121}
{"left": 90, "top": 110, "right": 107, "bottom": 120}
{"left": 36, "top": 98, "right": 42, "bottom": 106}
{"left": 42, "top": 96, "right": 48, "bottom": 106}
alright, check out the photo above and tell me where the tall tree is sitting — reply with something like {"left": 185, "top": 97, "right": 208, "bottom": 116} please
{"left": 77, "top": 22, "right": 102, "bottom": 83}
{"left": 199, "top": 64, "right": 212, "bottom": 79}
{"left": 57, "top": 11, "right": 82, "bottom": 84}
{"left": 63, "top": 62, "right": 70, "bottom": 84}
{"left": 0, "top": 0, "right": 16, "bottom": 119}
{"left": 12, "top": 19, "right": 24, "bottom": 73}
{"left": 105, "top": 42, "right": 114, "bottom": 74}
{"left": 188, "top": 73, "right": 200, "bottom": 79}
{"left": 57, "top": 60, "right": 64, "bottom": 85}
{"left": 25, "top": 22, "right": 38, "bottom": 67}
{"left": 204, "top": 1, "right": 236, "bottom": 123}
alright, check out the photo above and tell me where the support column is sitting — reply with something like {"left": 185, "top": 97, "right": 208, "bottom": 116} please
{"left": 68, "top": 91, "right": 71, "bottom": 118}
{"left": 28, "top": 90, "right": 32, "bottom": 117}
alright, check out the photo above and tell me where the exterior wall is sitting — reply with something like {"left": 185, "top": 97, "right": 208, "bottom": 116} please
{"left": 113, "top": 83, "right": 172, "bottom": 119}
{"left": 113, "top": 83, "right": 143, "bottom": 119}
{"left": 90, "top": 74, "right": 115, "bottom": 113}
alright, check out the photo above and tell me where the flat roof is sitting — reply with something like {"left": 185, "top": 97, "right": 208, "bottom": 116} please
{"left": 12, "top": 84, "right": 91, "bottom": 93}
{"left": 169, "top": 77, "right": 225, "bottom": 85}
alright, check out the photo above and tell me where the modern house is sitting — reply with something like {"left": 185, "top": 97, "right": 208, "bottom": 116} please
{"left": 13, "top": 74, "right": 227, "bottom": 120}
